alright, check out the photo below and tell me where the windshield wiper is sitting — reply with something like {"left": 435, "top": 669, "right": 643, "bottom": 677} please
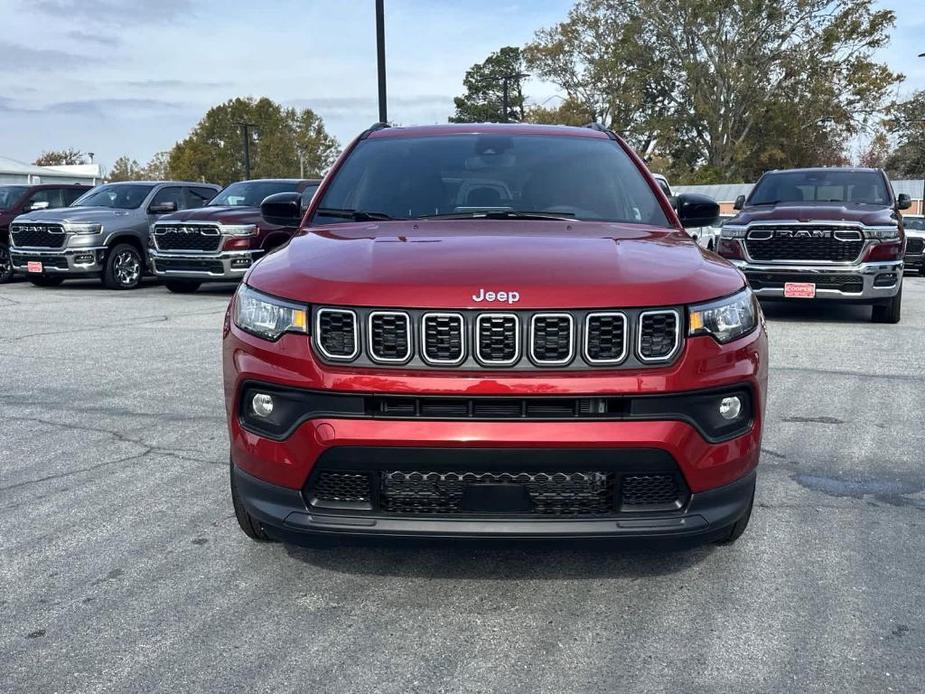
{"left": 316, "top": 207, "right": 396, "bottom": 221}
{"left": 418, "top": 210, "right": 576, "bottom": 221}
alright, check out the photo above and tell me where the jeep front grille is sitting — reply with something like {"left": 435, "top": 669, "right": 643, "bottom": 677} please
{"left": 10, "top": 223, "right": 66, "bottom": 248}
{"left": 153, "top": 224, "right": 222, "bottom": 251}
{"left": 313, "top": 306, "right": 681, "bottom": 369}
{"left": 744, "top": 226, "right": 864, "bottom": 262}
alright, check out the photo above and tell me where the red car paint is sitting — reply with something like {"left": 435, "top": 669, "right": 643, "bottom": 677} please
{"left": 224, "top": 123, "right": 769, "bottom": 542}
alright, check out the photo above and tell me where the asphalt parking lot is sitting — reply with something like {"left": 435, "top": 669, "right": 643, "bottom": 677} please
{"left": 1, "top": 276, "right": 924, "bottom": 693}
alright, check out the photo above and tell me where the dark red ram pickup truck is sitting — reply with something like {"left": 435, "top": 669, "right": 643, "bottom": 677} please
{"left": 224, "top": 123, "right": 768, "bottom": 547}
{"left": 149, "top": 178, "right": 320, "bottom": 293}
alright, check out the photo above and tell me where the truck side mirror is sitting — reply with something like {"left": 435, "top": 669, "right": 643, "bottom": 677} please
{"left": 24, "top": 200, "right": 51, "bottom": 212}
{"left": 676, "top": 193, "right": 719, "bottom": 229}
{"left": 148, "top": 201, "right": 178, "bottom": 214}
{"left": 261, "top": 192, "right": 303, "bottom": 227}
{"left": 897, "top": 193, "right": 912, "bottom": 211}
{"left": 733, "top": 195, "right": 746, "bottom": 211}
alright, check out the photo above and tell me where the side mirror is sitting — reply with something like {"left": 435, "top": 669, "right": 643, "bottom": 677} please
{"left": 148, "top": 201, "right": 178, "bottom": 215}
{"left": 261, "top": 191, "right": 303, "bottom": 227}
{"left": 676, "top": 193, "right": 720, "bottom": 229}
{"left": 897, "top": 193, "right": 912, "bottom": 211}
{"left": 733, "top": 195, "right": 746, "bottom": 211}
{"left": 25, "top": 200, "right": 50, "bottom": 212}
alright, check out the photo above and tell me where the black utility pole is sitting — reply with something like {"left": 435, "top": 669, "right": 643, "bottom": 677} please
{"left": 238, "top": 123, "right": 256, "bottom": 179}
{"left": 376, "top": 0, "right": 387, "bottom": 123}
{"left": 499, "top": 72, "right": 529, "bottom": 122}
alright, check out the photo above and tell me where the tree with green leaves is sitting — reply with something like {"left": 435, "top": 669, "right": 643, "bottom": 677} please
{"left": 883, "top": 90, "right": 925, "bottom": 178}
{"left": 450, "top": 47, "right": 529, "bottom": 123}
{"left": 168, "top": 97, "right": 340, "bottom": 186}
{"left": 525, "top": 97, "right": 596, "bottom": 126}
{"left": 525, "top": 0, "right": 901, "bottom": 182}
{"left": 108, "top": 156, "right": 144, "bottom": 182}
{"left": 34, "top": 148, "right": 85, "bottom": 166}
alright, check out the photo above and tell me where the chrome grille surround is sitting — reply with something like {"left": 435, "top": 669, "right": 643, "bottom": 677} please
{"left": 637, "top": 309, "right": 681, "bottom": 363}
{"left": 583, "top": 312, "right": 628, "bottom": 365}
{"left": 152, "top": 222, "right": 223, "bottom": 252}
{"left": 475, "top": 313, "right": 520, "bottom": 366}
{"left": 314, "top": 308, "right": 359, "bottom": 361}
{"left": 420, "top": 312, "right": 466, "bottom": 365}
{"left": 529, "top": 313, "right": 575, "bottom": 366}
{"left": 367, "top": 311, "right": 412, "bottom": 364}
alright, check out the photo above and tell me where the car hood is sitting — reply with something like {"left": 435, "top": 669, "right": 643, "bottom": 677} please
{"left": 13, "top": 206, "right": 139, "bottom": 224}
{"left": 731, "top": 202, "right": 896, "bottom": 227}
{"left": 157, "top": 206, "right": 262, "bottom": 225}
{"left": 246, "top": 220, "right": 745, "bottom": 309}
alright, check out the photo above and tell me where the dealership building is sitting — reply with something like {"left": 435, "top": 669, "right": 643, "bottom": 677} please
{"left": 675, "top": 179, "right": 925, "bottom": 216}
{"left": 0, "top": 155, "right": 102, "bottom": 186}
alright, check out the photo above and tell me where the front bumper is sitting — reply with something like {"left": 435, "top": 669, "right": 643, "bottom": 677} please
{"left": 10, "top": 246, "right": 107, "bottom": 274}
{"left": 149, "top": 247, "right": 260, "bottom": 280}
{"left": 731, "top": 260, "right": 902, "bottom": 300}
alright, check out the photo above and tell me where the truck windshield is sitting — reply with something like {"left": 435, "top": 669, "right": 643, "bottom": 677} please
{"left": 749, "top": 170, "right": 890, "bottom": 206}
{"left": 0, "top": 185, "right": 27, "bottom": 210}
{"left": 211, "top": 180, "right": 302, "bottom": 207}
{"left": 311, "top": 133, "right": 670, "bottom": 227}
{"left": 905, "top": 217, "right": 925, "bottom": 231}
{"left": 72, "top": 184, "right": 155, "bottom": 209}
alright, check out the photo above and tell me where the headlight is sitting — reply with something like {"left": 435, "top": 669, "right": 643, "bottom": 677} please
{"left": 221, "top": 224, "right": 257, "bottom": 237}
{"left": 719, "top": 225, "right": 747, "bottom": 238}
{"left": 233, "top": 284, "right": 307, "bottom": 341}
{"left": 689, "top": 288, "right": 758, "bottom": 344}
{"left": 63, "top": 222, "right": 102, "bottom": 234}
{"left": 866, "top": 226, "right": 899, "bottom": 240}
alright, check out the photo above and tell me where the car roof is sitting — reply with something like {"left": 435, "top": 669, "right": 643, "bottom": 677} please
{"left": 101, "top": 180, "right": 221, "bottom": 187}
{"left": 366, "top": 122, "right": 611, "bottom": 140}
{"left": 763, "top": 167, "right": 882, "bottom": 175}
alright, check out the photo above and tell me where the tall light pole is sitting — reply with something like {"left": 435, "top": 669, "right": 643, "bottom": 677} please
{"left": 376, "top": 0, "right": 387, "bottom": 123}
{"left": 238, "top": 123, "right": 256, "bottom": 179}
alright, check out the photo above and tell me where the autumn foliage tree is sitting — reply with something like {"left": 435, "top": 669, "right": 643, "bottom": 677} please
{"left": 34, "top": 148, "right": 86, "bottom": 166}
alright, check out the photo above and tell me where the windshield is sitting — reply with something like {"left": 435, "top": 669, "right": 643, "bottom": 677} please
{"left": 0, "top": 185, "right": 27, "bottom": 210}
{"left": 905, "top": 217, "right": 925, "bottom": 231}
{"left": 72, "top": 184, "right": 155, "bottom": 209}
{"left": 311, "top": 134, "right": 670, "bottom": 227}
{"left": 210, "top": 180, "right": 302, "bottom": 207}
{"left": 749, "top": 170, "right": 890, "bottom": 206}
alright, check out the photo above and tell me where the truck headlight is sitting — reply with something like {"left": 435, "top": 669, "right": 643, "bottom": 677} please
{"left": 221, "top": 224, "right": 257, "bottom": 237}
{"left": 688, "top": 288, "right": 758, "bottom": 344}
{"left": 63, "top": 222, "right": 102, "bottom": 234}
{"left": 233, "top": 284, "right": 307, "bottom": 341}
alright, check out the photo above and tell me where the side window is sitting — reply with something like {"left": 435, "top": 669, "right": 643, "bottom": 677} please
{"left": 63, "top": 188, "right": 87, "bottom": 205}
{"left": 300, "top": 184, "right": 320, "bottom": 208}
{"left": 150, "top": 186, "right": 184, "bottom": 210}
{"left": 186, "top": 187, "right": 216, "bottom": 209}
{"left": 27, "top": 188, "right": 66, "bottom": 209}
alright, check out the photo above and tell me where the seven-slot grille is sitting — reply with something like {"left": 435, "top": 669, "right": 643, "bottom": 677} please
{"left": 744, "top": 226, "right": 865, "bottom": 262}
{"left": 10, "top": 223, "right": 66, "bottom": 248}
{"left": 476, "top": 314, "right": 519, "bottom": 365}
{"left": 153, "top": 224, "right": 222, "bottom": 251}
{"left": 313, "top": 307, "right": 682, "bottom": 368}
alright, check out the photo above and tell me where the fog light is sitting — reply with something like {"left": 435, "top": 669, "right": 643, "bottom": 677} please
{"left": 719, "top": 396, "right": 742, "bottom": 420}
{"left": 74, "top": 253, "right": 95, "bottom": 265}
{"left": 251, "top": 393, "right": 274, "bottom": 418}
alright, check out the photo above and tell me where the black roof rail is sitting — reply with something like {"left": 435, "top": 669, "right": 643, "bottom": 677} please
{"left": 359, "top": 122, "right": 391, "bottom": 140}
{"left": 583, "top": 122, "right": 617, "bottom": 140}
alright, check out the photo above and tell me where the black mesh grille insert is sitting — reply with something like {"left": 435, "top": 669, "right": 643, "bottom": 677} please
{"left": 620, "top": 474, "right": 681, "bottom": 509}
{"left": 745, "top": 272, "right": 863, "bottom": 293}
{"left": 531, "top": 315, "right": 573, "bottom": 364}
{"left": 317, "top": 310, "right": 357, "bottom": 359}
{"left": 476, "top": 314, "right": 518, "bottom": 364}
{"left": 379, "top": 470, "right": 615, "bottom": 516}
{"left": 369, "top": 312, "right": 410, "bottom": 362}
{"left": 639, "top": 312, "right": 678, "bottom": 361}
{"left": 10, "top": 224, "right": 66, "bottom": 248}
{"left": 422, "top": 314, "right": 464, "bottom": 364}
{"left": 154, "top": 258, "right": 225, "bottom": 274}
{"left": 585, "top": 313, "right": 626, "bottom": 362}
{"left": 154, "top": 225, "right": 222, "bottom": 251}
{"left": 745, "top": 229, "right": 864, "bottom": 262}
{"left": 309, "top": 472, "right": 371, "bottom": 506}
{"left": 906, "top": 237, "right": 924, "bottom": 255}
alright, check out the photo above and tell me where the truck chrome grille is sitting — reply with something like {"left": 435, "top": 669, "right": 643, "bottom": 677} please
{"left": 312, "top": 306, "right": 682, "bottom": 369}
{"left": 315, "top": 308, "right": 358, "bottom": 360}
{"left": 10, "top": 223, "right": 66, "bottom": 248}
{"left": 368, "top": 312, "right": 411, "bottom": 363}
{"left": 638, "top": 310, "right": 679, "bottom": 362}
{"left": 153, "top": 224, "right": 222, "bottom": 251}
{"left": 530, "top": 314, "right": 573, "bottom": 365}
{"left": 744, "top": 226, "right": 864, "bottom": 262}
{"left": 476, "top": 314, "right": 519, "bottom": 365}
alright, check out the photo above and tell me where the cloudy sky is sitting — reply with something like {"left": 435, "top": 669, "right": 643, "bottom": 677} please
{"left": 0, "top": 0, "right": 923, "bottom": 172}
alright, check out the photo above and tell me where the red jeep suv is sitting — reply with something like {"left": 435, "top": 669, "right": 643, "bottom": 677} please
{"left": 224, "top": 123, "right": 768, "bottom": 546}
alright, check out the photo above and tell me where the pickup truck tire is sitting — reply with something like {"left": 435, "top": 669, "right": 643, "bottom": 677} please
{"left": 0, "top": 242, "right": 13, "bottom": 283}
{"left": 715, "top": 488, "right": 754, "bottom": 545}
{"left": 230, "top": 461, "right": 273, "bottom": 542}
{"left": 28, "top": 276, "right": 64, "bottom": 287}
{"left": 163, "top": 280, "right": 202, "bottom": 294}
{"left": 103, "top": 244, "right": 143, "bottom": 290}
{"left": 871, "top": 287, "right": 902, "bottom": 324}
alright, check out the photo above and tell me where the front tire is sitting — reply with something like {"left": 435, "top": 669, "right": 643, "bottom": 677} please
{"left": 871, "top": 287, "right": 901, "bottom": 324}
{"left": 103, "top": 243, "right": 143, "bottom": 290}
{"left": 230, "top": 462, "right": 273, "bottom": 542}
{"left": 0, "top": 242, "right": 13, "bottom": 283}
{"left": 163, "top": 280, "right": 202, "bottom": 294}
